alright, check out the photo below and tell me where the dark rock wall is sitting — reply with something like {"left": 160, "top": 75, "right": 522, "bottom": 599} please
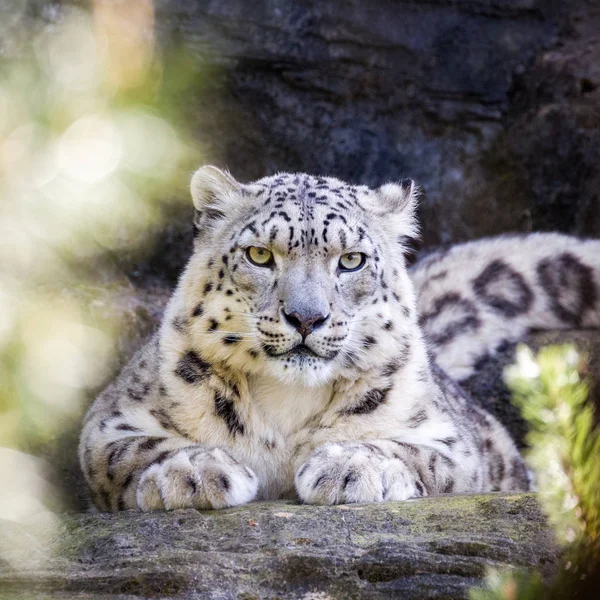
{"left": 154, "top": 0, "right": 600, "bottom": 248}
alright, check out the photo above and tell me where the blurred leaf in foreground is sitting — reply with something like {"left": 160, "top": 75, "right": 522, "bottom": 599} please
{"left": 471, "top": 345, "right": 600, "bottom": 599}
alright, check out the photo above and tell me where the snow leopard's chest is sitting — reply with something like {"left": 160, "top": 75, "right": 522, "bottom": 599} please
{"left": 241, "top": 378, "right": 333, "bottom": 498}
{"left": 170, "top": 377, "right": 334, "bottom": 500}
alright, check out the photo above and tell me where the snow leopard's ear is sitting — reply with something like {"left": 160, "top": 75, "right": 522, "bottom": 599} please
{"left": 191, "top": 165, "right": 241, "bottom": 212}
{"left": 376, "top": 179, "right": 418, "bottom": 217}
{"left": 362, "top": 179, "right": 420, "bottom": 240}
{"left": 190, "top": 166, "right": 242, "bottom": 238}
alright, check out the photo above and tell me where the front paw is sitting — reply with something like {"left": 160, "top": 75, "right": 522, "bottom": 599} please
{"left": 295, "top": 442, "right": 419, "bottom": 505}
{"left": 137, "top": 447, "right": 258, "bottom": 511}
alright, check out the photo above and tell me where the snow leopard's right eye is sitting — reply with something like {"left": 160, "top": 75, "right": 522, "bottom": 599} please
{"left": 338, "top": 252, "right": 366, "bottom": 272}
{"left": 246, "top": 246, "right": 274, "bottom": 267}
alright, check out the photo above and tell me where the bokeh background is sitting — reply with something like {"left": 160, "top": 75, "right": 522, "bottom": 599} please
{"left": 0, "top": 0, "right": 205, "bottom": 527}
{"left": 1, "top": 0, "right": 599, "bottom": 572}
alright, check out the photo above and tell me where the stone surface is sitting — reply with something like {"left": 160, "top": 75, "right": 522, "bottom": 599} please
{"left": 463, "top": 2, "right": 600, "bottom": 243}
{"left": 145, "top": 0, "right": 600, "bottom": 252}
{"left": 0, "top": 494, "right": 558, "bottom": 600}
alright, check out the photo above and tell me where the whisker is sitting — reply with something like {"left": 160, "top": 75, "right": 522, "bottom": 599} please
{"left": 222, "top": 311, "right": 261, "bottom": 320}
{"left": 340, "top": 340, "right": 373, "bottom": 359}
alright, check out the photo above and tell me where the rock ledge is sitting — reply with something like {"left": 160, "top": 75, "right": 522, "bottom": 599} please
{"left": 0, "top": 493, "right": 557, "bottom": 599}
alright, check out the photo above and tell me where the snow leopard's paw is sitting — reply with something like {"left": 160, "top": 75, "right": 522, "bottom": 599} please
{"left": 137, "top": 446, "right": 258, "bottom": 511}
{"left": 295, "top": 441, "right": 420, "bottom": 505}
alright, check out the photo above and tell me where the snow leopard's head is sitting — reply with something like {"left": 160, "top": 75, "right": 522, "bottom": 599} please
{"left": 174, "top": 166, "right": 420, "bottom": 386}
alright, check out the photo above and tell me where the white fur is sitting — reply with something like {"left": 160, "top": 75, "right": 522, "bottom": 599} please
{"left": 79, "top": 168, "right": 552, "bottom": 512}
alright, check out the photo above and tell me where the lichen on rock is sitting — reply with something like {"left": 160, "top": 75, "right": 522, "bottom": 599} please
{"left": 0, "top": 495, "right": 558, "bottom": 599}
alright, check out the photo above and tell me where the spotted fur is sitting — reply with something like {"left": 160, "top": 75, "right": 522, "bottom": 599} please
{"left": 80, "top": 166, "right": 593, "bottom": 512}
{"left": 411, "top": 234, "right": 600, "bottom": 381}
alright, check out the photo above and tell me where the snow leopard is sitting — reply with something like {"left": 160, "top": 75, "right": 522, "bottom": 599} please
{"left": 79, "top": 166, "right": 600, "bottom": 511}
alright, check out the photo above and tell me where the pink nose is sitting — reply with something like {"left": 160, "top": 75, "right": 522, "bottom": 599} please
{"left": 283, "top": 310, "right": 330, "bottom": 339}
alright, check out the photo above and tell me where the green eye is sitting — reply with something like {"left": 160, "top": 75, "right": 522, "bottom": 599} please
{"left": 246, "top": 246, "right": 274, "bottom": 267}
{"left": 339, "top": 252, "right": 366, "bottom": 272}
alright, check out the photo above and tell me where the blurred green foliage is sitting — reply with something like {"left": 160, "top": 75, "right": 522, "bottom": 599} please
{"left": 0, "top": 0, "right": 204, "bottom": 527}
{"left": 471, "top": 345, "right": 600, "bottom": 600}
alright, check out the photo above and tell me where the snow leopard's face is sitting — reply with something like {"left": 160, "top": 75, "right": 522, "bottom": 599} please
{"left": 178, "top": 167, "right": 419, "bottom": 386}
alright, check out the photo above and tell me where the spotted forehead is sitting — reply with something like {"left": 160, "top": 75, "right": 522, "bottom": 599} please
{"left": 237, "top": 174, "right": 375, "bottom": 251}
{"left": 247, "top": 173, "right": 367, "bottom": 210}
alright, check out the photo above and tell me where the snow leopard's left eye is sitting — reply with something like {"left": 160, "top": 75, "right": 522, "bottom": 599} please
{"left": 246, "top": 246, "right": 274, "bottom": 267}
{"left": 338, "top": 252, "right": 366, "bottom": 272}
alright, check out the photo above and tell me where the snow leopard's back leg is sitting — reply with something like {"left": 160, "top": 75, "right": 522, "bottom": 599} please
{"left": 410, "top": 233, "right": 600, "bottom": 380}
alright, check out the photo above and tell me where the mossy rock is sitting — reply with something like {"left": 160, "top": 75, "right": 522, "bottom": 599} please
{"left": 0, "top": 494, "right": 558, "bottom": 600}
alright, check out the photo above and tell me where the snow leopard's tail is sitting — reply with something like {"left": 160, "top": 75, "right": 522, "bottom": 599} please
{"left": 410, "top": 233, "right": 600, "bottom": 381}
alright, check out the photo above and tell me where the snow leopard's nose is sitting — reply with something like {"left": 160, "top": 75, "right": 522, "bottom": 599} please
{"left": 282, "top": 309, "right": 330, "bottom": 339}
